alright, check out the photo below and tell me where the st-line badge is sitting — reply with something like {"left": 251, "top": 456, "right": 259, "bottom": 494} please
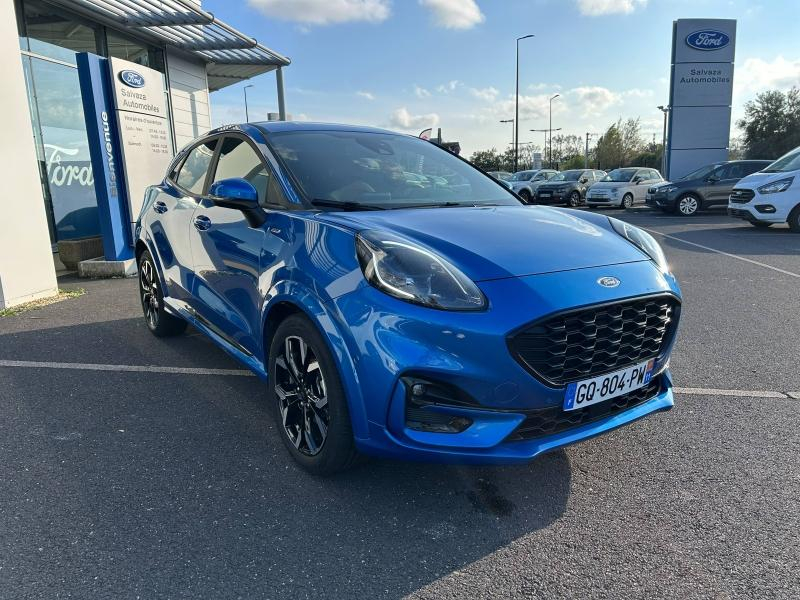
{"left": 119, "top": 69, "right": 145, "bottom": 88}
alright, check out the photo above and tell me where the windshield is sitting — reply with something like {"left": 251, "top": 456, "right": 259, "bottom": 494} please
{"left": 267, "top": 130, "right": 520, "bottom": 209}
{"left": 679, "top": 163, "right": 722, "bottom": 181}
{"left": 602, "top": 168, "right": 637, "bottom": 182}
{"left": 549, "top": 170, "right": 582, "bottom": 182}
{"left": 763, "top": 146, "right": 800, "bottom": 173}
{"left": 509, "top": 171, "right": 535, "bottom": 181}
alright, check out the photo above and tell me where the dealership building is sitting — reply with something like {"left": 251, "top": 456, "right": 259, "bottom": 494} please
{"left": 1, "top": 0, "right": 289, "bottom": 309}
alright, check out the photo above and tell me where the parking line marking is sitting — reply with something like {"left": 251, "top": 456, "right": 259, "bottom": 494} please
{"left": 641, "top": 228, "right": 800, "bottom": 279}
{"left": 674, "top": 386, "right": 788, "bottom": 398}
{"left": 0, "top": 359, "right": 255, "bottom": 377}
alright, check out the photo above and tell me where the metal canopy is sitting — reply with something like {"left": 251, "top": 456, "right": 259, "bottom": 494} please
{"left": 47, "top": 0, "right": 290, "bottom": 91}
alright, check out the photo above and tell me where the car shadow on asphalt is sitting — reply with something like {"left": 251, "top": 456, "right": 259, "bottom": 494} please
{"left": 0, "top": 315, "right": 572, "bottom": 598}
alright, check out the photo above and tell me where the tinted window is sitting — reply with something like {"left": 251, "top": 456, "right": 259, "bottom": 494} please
{"left": 212, "top": 137, "right": 269, "bottom": 205}
{"left": 743, "top": 162, "right": 766, "bottom": 176}
{"left": 719, "top": 163, "right": 747, "bottom": 180}
{"left": 269, "top": 130, "right": 519, "bottom": 209}
{"left": 176, "top": 139, "right": 217, "bottom": 195}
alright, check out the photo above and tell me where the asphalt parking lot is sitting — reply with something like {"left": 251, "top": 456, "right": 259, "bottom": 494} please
{"left": 1, "top": 208, "right": 798, "bottom": 599}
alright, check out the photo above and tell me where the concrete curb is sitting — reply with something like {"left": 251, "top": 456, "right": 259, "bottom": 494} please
{"left": 77, "top": 257, "right": 137, "bottom": 278}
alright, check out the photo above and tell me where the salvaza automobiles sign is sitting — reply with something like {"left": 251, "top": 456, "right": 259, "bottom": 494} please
{"left": 685, "top": 30, "right": 731, "bottom": 51}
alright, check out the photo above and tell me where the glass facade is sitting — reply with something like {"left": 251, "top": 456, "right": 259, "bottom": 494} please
{"left": 16, "top": 0, "right": 167, "bottom": 244}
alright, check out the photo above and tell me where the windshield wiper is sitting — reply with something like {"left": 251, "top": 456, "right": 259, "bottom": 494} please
{"left": 310, "top": 199, "right": 386, "bottom": 211}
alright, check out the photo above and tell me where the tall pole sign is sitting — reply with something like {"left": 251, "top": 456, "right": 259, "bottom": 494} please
{"left": 666, "top": 19, "right": 736, "bottom": 179}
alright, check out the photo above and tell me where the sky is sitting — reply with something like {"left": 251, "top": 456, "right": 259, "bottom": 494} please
{"left": 205, "top": 0, "right": 800, "bottom": 157}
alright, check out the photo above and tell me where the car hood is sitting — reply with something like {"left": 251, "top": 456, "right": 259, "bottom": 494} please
{"left": 314, "top": 205, "right": 648, "bottom": 281}
{"left": 590, "top": 181, "right": 628, "bottom": 189}
{"left": 734, "top": 171, "right": 785, "bottom": 189}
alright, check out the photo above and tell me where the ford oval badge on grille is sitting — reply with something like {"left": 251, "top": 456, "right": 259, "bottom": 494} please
{"left": 598, "top": 276, "right": 620, "bottom": 288}
{"left": 119, "top": 69, "right": 145, "bottom": 88}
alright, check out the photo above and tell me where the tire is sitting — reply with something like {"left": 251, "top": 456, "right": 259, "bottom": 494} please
{"left": 789, "top": 205, "right": 800, "bottom": 233}
{"left": 268, "top": 314, "right": 359, "bottom": 475}
{"left": 567, "top": 191, "right": 582, "bottom": 207}
{"left": 138, "top": 250, "right": 187, "bottom": 337}
{"left": 622, "top": 193, "right": 634, "bottom": 209}
{"left": 751, "top": 222, "right": 772, "bottom": 228}
{"left": 518, "top": 189, "right": 531, "bottom": 203}
{"left": 676, "top": 194, "right": 701, "bottom": 216}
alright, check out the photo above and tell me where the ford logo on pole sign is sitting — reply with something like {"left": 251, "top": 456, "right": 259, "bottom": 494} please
{"left": 119, "top": 69, "right": 145, "bottom": 88}
{"left": 685, "top": 30, "right": 730, "bottom": 51}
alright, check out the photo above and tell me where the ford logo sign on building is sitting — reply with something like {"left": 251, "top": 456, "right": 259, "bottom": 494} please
{"left": 685, "top": 30, "right": 730, "bottom": 51}
{"left": 119, "top": 69, "right": 145, "bottom": 88}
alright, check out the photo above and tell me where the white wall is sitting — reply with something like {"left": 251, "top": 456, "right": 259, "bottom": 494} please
{"left": 166, "top": 50, "right": 212, "bottom": 151}
{"left": 0, "top": 1, "right": 58, "bottom": 308}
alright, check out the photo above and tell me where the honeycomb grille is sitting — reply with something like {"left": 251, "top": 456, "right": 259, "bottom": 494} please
{"left": 508, "top": 296, "right": 679, "bottom": 387}
{"left": 506, "top": 377, "right": 662, "bottom": 442}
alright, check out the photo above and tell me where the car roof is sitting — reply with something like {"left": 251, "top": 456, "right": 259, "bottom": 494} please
{"left": 251, "top": 121, "right": 400, "bottom": 136}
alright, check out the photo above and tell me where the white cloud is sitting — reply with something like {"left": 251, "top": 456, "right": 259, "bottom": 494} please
{"left": 419, "top": 0, "right": 484, "bottom": 29}
{"left": 569, "top": 86, "right": 621, "bottom": 116}
{"left": 470, "top": 86, "right": 500, "bottom": 102}
{"left": 356, "top": 90, "right": 376, "bottom": 100}
{"left": 247, "top": 0, "right": 390, "bottom": 25}
{"left": 436, "top": 79, "right": 462, "bottom": 93}
{"left": 414, "top": 84, "right": 431, "bottom": 98}
{"left": 389, "top": 107, "right": 440, "bottom": 130}
{"left": 622, "top": 88, "right": 654, "bottom": 98}
{"left": 576, "top": 0, "right": 647, "bottom": 16}
{"left": 491, "top": 93, "right": 559, "bottom": 121}
{"left": 736, "top": 55, "right": 800, "bottom": 93}
{"left": 528, "top": 82, "right": 562, "bottom": 92}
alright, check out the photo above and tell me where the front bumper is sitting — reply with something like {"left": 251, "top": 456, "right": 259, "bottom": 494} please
{"left": 334, "top": 260, "right": 681, "bottom": 464}
{"left": 645, "top": 191, "right": 675, "bottom": 209}
{"left": 728, "top": 194, "right": 794, "bottom": 223}
{"left": 535, "top": 190, "right": 567, "bottom": 204}
{"left": 586, "top": 195, "right": 622, "bottom": 206}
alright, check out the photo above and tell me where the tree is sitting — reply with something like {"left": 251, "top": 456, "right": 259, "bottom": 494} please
{"left": 594, "top": 123, "right": 623, "bottom": 169}
{"left": 737, "top": 88, "right": 800, "bottom": 159}
{"left": 469, "top": 148, "right": 502, "bottom": 171}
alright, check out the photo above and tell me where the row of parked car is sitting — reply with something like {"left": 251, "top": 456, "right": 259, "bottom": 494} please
{"left": 489, "top": 145, "right": 800, "bottom": 231}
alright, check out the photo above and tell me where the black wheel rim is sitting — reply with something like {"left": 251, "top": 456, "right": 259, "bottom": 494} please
{"left": 274, "top": 335, "right": 329, "bottom": 456}
{"left": 139, "top": 259, "right": 159, "bottom": 329}
{"left": 570, "top": 192, "right": 580, "bottom": 206}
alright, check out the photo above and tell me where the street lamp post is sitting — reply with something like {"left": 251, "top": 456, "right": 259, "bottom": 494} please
{"left": 548, "top": 93, "right": 560, "bottom": 167}
{"left": 243, "top": 84, "right": 254, "bottom": 122}
{"left": 585, "top": 132, "right": 598, "bottom": 169}
{"left": 514, "top": 34, "right": 534, "bottom": 172}
{"left": 500, "top": 119, "right": 514, "bottom": 147}
{"left": 530, "top": 128, "right": 559, "bottom": 167}
{"left": 657, "top": 105, "right": 670, "bottom": 177}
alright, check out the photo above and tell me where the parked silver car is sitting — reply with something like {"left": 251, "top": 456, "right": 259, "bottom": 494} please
{"left": 586, "top": 167, "right": 663, "bottom": 208}
{"left": 508, "top": 169, "right": 559, "bottom": 202}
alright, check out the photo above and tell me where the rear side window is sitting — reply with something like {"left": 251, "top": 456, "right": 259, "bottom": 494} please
{"left": 212, "top": 137, "right": 270, "bottom": 205}
{"left": 743, "top": 162, "right": 766, "bottom": 176}
{"left": 176, "top": 139, "right": 217, "bottom": 195}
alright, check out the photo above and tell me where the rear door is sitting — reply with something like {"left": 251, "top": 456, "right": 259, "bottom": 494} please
{"left": 151, "top": 137, "right": 218, "bottom": 301}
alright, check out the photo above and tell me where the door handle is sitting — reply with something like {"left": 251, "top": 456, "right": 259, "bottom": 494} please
{"left": 193, "top": 215, "right": 212, "bottom": 231}
{"left": 153, "top": 201, "right": 168, "bottom": 214}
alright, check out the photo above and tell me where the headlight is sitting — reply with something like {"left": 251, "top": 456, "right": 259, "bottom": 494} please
{"left": 355, "top": 230, "right": 486, "bottom": 311}
{"left": 662, "top": 185, "right": 677, "bottom": 193}
{"left": 608, "top": 218, "right": 670, "bottom": 273}
{"left": 757, "top": 177, "right": 794, "bottom": 194}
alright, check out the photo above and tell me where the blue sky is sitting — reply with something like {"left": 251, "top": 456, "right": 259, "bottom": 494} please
{"left": 206, "top": 0, "right": 800, "bottom": 156}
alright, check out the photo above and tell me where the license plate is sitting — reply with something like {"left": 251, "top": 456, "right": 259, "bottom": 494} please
{"left": 563, "top": 359, "right": 655, "bottom": 411}
{"left": 540, "top": 192, "right": 551, "bottom": 197}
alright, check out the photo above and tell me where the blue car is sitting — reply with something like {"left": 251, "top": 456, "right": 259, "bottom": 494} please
{"left": 135, "top": 122, "right": 681, "bottom": 474}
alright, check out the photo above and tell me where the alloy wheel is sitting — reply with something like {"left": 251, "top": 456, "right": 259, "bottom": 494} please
{"left": 274, "top": 335, "right": 330, "bottom": 456}
{"left": 622, "top": 194, "right": 634, "bottom": 209}
{"left": 678, "top": 195, "right": 699, "bottom": 216}
{"left": 568, "top": 191, "right": 581, "bottom": 207}
{"left": 139, "top": 258, "right": 160, "bottom": 329}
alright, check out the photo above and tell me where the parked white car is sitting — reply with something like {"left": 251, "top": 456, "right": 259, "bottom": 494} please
{"left": 728, "top": 146, "right": 800, "bottom": 231}
{"left": 586, "top": 167, "right": 664, "bottom": 208}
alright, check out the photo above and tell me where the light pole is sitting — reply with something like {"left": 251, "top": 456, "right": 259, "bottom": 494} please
{"left": 515, "top": 34, "right": 534, "bottom": 172}
{"left": 500, "top": 119, "right": 514, "bottom": 147}
{"left": 657, "top": 105, "right": 670, "bottom": 176}
{"left": 548, "top": 93, "right": 560, "bottom": 167}
{"left": 243, "top": 84, "right": 254, "bottom": 122}
{"left": 531, "top": 128, "right": 559, "bottom": 167}
{"left": 585, "top": 132, "right": 598, "bottom": 169}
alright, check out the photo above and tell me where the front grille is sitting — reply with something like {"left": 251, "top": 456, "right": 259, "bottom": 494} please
{"left": 508, "top": 295, "right": 679, "bottom": 387}
{"left": 730, "top": 188, "right": 755, "bottom": 203}
{"left": 506, "top": 377, "right": 662, "bottom": 442}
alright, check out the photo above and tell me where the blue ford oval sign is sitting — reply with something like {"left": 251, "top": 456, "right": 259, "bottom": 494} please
{"left": 119, "top": 69, "right": 145, "bottom": 88}
{"left": 685, "top": 30, "right": 730, "bottom": 51}
{"left": 597, "top": 276, "right": 621, "bottom": 289}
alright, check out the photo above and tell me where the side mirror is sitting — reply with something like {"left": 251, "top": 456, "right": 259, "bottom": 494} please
{"left": 706, "top": 175, "right": 720, "bottom": 183}
{"left": 632, "top": 177, "right": 643, "bottom": 184}
{"left": 208, "top": 178, "right": 266, "bottom": 227}
{"left": 580, "top": 177, "right": 588, "bottom": 184}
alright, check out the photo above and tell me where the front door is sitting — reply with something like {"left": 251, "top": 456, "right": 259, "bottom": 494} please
{"left": 189, "top": 134, "right": 274, "bottom": 358}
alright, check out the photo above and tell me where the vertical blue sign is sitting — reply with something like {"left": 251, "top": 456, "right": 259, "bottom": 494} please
{"left": 76, "top": 52, "right": 133, "bottom": 261}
